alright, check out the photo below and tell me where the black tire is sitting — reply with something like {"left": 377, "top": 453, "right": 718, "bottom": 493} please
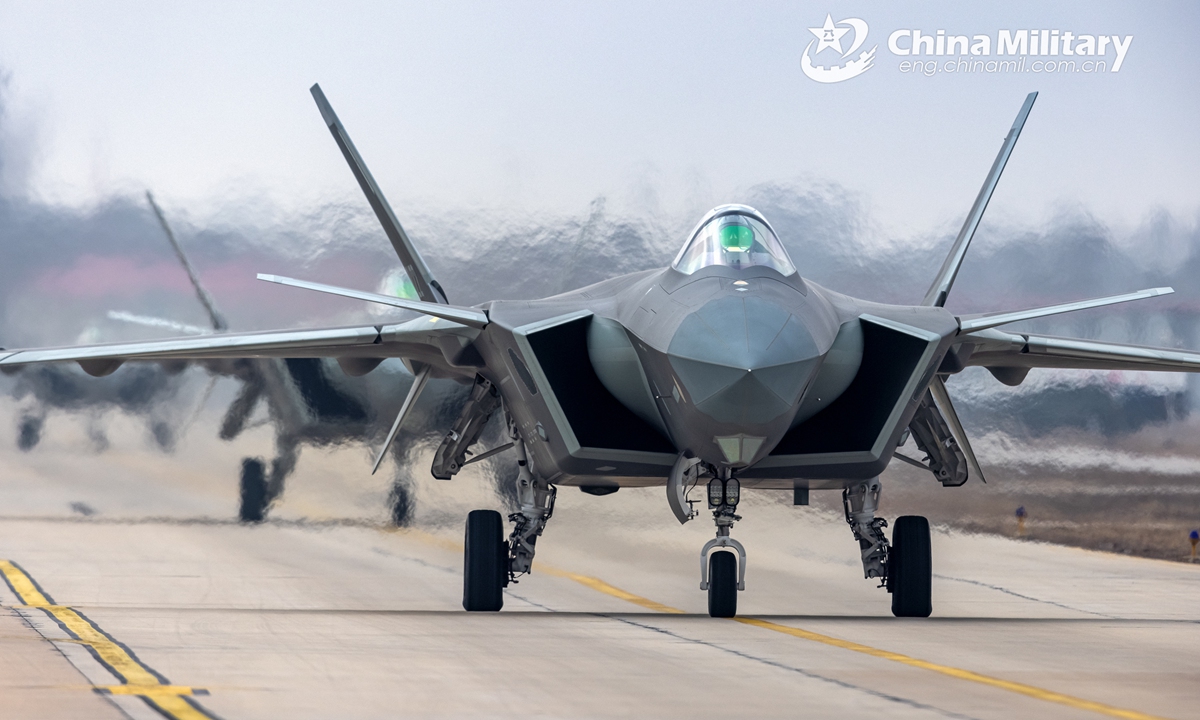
{"left": 707, "top": 551, "right": 738, "bottom": 618}
{"left": 388, "top": 479, "right": 413, "bottom": 527}
{"left": 890, "top": 515, "right": 932, "bottom": 618}
{"left": 463, "top": 510, "right": 506, "bottom": 612}
{"left": 238, "top": 458, "right": 268, "bottom": 523}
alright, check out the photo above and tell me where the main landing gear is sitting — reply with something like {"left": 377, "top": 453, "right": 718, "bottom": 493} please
{"left": 239, "top": 458, "right": 269, "bottom": 523}
{"left": 238, "top": 444, "right": 298, "bottom": 523}
{"left": 889, "top": 515, "right": 932, "bottom": 618}
{"left": 463, "top": 509, "right": 506, "bottom": 611}
{"left": 462, "top": 460, "right": 932, "bottom": 618}
{"left": 843, "top": 477, "right": 932, "bottom": 617}
{"left": 462, "top": 437, "right": 556, "bottom": 612}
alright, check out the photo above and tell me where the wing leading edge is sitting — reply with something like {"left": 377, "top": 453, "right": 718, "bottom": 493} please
{"left": 256, "top": 274, "right": 488, "bottom": 328}
{"left": 962, "top": 328, "right": 1200, "bottom": 384}
{"left": 956, "top": 287, "right": 1173, "bottom": 334}
{"left": 0, "top": 317, "right": 482, "bottom": 378}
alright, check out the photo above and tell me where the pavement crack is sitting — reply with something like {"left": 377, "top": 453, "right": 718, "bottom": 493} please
{"left": 600, "top": 613, "right": 984, "bottom": 720}
{"left": 933, "top": 574, "right": 1117, "bottom": 618}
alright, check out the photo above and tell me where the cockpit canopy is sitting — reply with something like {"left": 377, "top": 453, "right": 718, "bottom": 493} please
{"left": 672, "top": 205, "right": 796, "bottom": 276}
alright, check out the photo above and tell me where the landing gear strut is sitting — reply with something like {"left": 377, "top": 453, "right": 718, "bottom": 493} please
{"left": 462, "top": 428, "right": 556, "bottom": 612}
{"left": 506, "top": 439, "right": 556, "bottom": 577}
{"left": 843, "top": 477, "right": 889, "bottom": 581}
{"left": 842, "top": 477, "right": 933, "bottom": 617}
{"left": 700, "top": 472, "right": 745, "bottom": 618}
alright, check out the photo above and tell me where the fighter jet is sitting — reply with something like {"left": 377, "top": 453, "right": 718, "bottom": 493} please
{"left": 140, "top": 191, "right": 395, "bottom": 523}
{"left": 4, "top": 88, "right": 1197, "bottom": 618}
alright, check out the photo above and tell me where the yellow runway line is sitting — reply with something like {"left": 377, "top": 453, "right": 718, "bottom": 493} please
{"left": 0, "top": 560, "right": 216, "bottom": 720}
{"left": 734, "top": 617, "right": 1170, "bottom": 720}
{"left": 388, "top": 527, "right": 683, "bottom": 614}
{"left": 556, "top": 568, "right": 1169, "bottom": 720}
{"left": 539, "top": 567, "right": 685, "bottom": 614}
{"left": 383, "top": 524, "right": 1169, "bottom": 718}
{"left": 383, "top": 526, "right": 464, "bottom": 554}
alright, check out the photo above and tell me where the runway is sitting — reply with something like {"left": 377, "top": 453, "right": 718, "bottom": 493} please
{"left": 0, "top": 410, "right": 1192, "bottom": 719}
{"left": 0, "top": 445, "right": 1197, "bottom": 720}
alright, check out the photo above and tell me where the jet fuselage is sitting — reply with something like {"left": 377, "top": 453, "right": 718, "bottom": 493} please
{"left": 475, "top": 258, "right": 958, "bottom": 490}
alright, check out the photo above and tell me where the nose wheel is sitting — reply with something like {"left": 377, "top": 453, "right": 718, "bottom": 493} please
{"left": 700, "top": 549, "right": 739, "bottom": 614}
{"left": 705, "top": 550, "right": 740, "bottom": 617}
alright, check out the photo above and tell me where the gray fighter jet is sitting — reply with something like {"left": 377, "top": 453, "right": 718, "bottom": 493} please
{"left": 3, "top": 88, "right": 1196, "bottom": 618}
{"left": 138, "top": 191, "right": 446, "bottom": 525}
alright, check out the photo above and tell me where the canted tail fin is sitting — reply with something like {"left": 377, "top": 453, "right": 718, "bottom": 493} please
{"left": 907, "top": 93, "right": 1039, "bottom": 485}
{"left": 310, "top": 84, "right": 449, "bottom": 305}
{"left": 146, "top": 191, "right": 229, "bottom": 331}
{"left": 922, "top": 92, "right": 1037, "bottom": 308}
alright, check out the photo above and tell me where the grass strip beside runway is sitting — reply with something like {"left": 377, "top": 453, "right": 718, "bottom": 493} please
{"left": 0, "top": 559, "right": 218, "bottom": 720}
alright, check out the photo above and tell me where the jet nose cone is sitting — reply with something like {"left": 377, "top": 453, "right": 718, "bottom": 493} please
{"left": 667, "top": 295, "right": 820, "bottom": 425}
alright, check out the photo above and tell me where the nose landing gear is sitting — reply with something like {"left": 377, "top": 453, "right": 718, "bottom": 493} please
{"left": 700, "top": 472, "right": 746, "bottom": 618}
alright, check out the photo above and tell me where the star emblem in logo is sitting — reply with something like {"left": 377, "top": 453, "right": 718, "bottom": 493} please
{"left": 800, "top": 14, "right": 877, "bottom": 84}
{"left": 808, "top": 14, "right": 851, "bottom": 54}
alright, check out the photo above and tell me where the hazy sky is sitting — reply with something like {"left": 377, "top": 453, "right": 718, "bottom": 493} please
{"left": 0, "top": 1, "right": 1196, "bottom": 238}
{"left": 1, "top": 1, "right": 1197, "bottom": 467}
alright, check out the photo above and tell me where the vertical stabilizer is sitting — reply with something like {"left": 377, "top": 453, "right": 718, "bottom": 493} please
{"left": 310, "top": 84, "right": 448, "bottom": 305}
{"left": 146, "top": 191, "right": 229, "bottom": 331}
{"left": 922, "top": 92, "right": 1037, "bottom": 308}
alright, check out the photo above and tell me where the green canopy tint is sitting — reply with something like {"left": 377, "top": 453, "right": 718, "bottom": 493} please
{"left": 720, "top": 224, "right": 754, "bottom": 252}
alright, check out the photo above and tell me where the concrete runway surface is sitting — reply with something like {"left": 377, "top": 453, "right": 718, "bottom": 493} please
{"left": 0, "top": 417, "right": 1197, "bottom": 719}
